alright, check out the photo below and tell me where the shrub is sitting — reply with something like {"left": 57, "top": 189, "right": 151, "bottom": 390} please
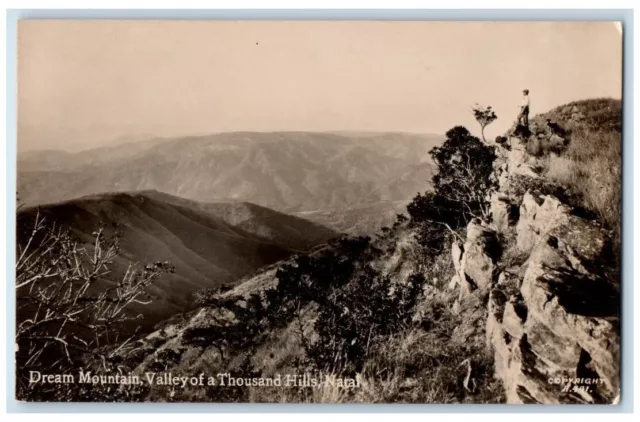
{"left": 407, "top": 126, "right": 497, "bottom": 251}
{"left": 183, "top": 291, "right": 268, "bottom": 360}
{"left": 421, "top": 126, "right": 496, "bottom": 222}
{"left": 307, "top": 269, "right": 425, "bottom": 374}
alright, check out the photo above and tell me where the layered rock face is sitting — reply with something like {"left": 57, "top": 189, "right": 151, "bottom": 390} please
{"left": 453, "top": 130, "right": 620, "bottom": 404}
{"left": 450, "top": 219, "right": 500, "bottom": 298}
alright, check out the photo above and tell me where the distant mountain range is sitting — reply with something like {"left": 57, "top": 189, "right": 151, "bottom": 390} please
{"left": 16, "top": 190, "right": 336, "bottom": 329}
{"left": 15, "top": 131, "right": 444, "bottom": 331}
{"left": 18, "top": 131, "right": 442, "bottom": 217}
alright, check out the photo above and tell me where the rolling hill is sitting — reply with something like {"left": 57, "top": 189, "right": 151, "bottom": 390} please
{"left": 18, "top": 131, "right": 442, "bottom": 216}
{"left": 16, "top": 190, "right": 336, "bottom": 329}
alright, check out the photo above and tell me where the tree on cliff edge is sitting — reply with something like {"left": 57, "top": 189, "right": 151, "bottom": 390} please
{"left": 472, "top": 104, "right": 498, "bottom": 142}
{"left": 408, "top": 126, "right": 497, "bottom": 233}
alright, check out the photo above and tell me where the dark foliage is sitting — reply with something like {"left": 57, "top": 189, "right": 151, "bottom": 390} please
{"left": 428, "top": 126, "right": 497, "bottom": 220}
{"left": 407, "top": 126, "right": 497, "bottom": 251}
{"left": 308, "top": 270, "right": 425, "bottom": 374}
{"left": 15, "top": 216, "right": 173, "bottom": 402}
{"left": 183, "top": 291, "right": 268, "bottom": 358}
{"left": 184, "top": 233, "right": 425, "bottom": 379}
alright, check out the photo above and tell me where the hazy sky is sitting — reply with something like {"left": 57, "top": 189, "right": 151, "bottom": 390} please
{"left": 18, "top": 21, "right": 622, "bottom": 152}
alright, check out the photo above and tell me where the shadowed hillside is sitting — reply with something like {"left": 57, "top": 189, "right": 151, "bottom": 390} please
{"left": 136, "top": 190, "right": 336, "bottom": 251}
{"left": 16, "top": 191, "right": 336, "bottom": 330}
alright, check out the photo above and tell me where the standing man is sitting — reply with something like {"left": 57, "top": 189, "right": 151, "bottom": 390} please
{"left": 518, "top": 89, "right": 530, "bottom": 127}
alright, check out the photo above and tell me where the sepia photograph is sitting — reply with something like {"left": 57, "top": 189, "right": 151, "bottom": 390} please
{"left": 14, "top": 20, "right": 622, "bottom": 404}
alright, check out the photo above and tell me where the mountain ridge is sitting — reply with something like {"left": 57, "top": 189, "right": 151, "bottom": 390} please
{"left": 18, "top": 131, "right": 443, "bottom": 213}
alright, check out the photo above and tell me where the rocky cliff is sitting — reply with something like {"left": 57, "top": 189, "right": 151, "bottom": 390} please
{"left": 451, "top": 122, "right": 620, "bottom": 404}
{"left": 49, "top": 101, "right": 619, "bottom": 405}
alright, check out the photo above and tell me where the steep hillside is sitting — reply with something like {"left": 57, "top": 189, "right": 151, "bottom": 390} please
{"left": 67, "top": 130, "right": 502, "bottom": 403}
{"left": 76, "top": 226, "right": 501, "bottom": 404}
{"left": 16, "top": 191, "right": 336, "bottom": 329}
{"left": 26, "top": 100, "right": 620, "bottom": 404}
{"left": 135, "top": 190, "right": 336, "bottom": 251}
{"left": 18, "top": 131, "right": 442, "bottom": 213}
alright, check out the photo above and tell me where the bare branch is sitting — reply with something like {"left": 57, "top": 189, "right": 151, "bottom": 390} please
{"left": 15, "top": 217, "right": 173, "bottom": 386}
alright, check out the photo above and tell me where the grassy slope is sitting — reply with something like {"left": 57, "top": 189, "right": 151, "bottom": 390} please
{"left": 529, "top": 98, "right": 622, "bottom": 240}
{"left": 107, "top": 224, "right": 503, "bottom": 404}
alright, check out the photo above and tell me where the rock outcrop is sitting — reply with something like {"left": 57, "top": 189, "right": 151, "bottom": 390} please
{"left": 453, "top": 128, "right": 620, "bottom": 404}
{"left": 451, "top": 219, "right": 500, "bottom": 298}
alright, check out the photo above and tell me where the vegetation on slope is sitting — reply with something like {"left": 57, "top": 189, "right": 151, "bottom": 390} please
{"left": 527, "top": 98, "right": 622, "bottom": 243}
{"left": 59, "top": 125, "right": 503, "bottom": 403}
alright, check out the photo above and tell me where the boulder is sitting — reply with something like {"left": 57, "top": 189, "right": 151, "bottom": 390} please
{"left": 502, "top": 300, "right": 525, "bottom": 340}
{"left": 452, "top": 240, "right": 463, "bottom": 273}
{"left": 448, "top": 275, "right": 459, "bottom": 290}
{"left": 490, "top": 193, "right": 519, "bottom": 232}
{"left": 458, "top": 219, "right": 500, "bottom": 297}
{"left": 516, "top": 193, "right": 608, "bottom": 260}
{"left": 503, "top": 140, "right": 540, "bottom": 179}
{"left": 516, "top": 193, "right": 565, "bottom": 252}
